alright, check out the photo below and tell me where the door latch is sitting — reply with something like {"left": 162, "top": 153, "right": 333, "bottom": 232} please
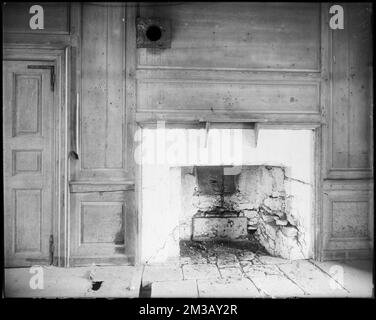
{"left": 27, "top": 65, "right": 55, "bottom": 91}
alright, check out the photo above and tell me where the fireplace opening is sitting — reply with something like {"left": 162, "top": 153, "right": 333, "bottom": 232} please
{"left": 177, "top": 164, "right": 306, "bottom": 260}
{"left": 140, "top": 128, "right": 314, "bottom": 264}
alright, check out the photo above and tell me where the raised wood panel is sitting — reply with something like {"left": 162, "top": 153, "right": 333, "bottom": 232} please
{"left": 322, "top": 180, "right": 372, "bottom": 260}
{"left": 12, "top": 150, "right": 42, "bottom": 175}
{"left": 70, "top": 191, "right": 134, "bottom": 265}
{"left": 328, "top": 3, "right": 372, "bottom": 178}
{"left": 3, "top": 2, "right": 70, "bottom": 34}
{"left": 138, "top": 2, "right": 321, "bottom": 71}
{"left": 14, "top": 189, "right": 42, "bottom": 252}
{"left": 80, "top": 3, "right": 126, "bottom": 171}
{"left": 332, "top": 201, "right": 369, "bottom": 238}
{"left": 137, "top": 80, "right": 320, "bottom": 113}
{"left": 13, "top": 74, "right": 42, "bottom": 136}
{"left": 81, "top": 202, "right": 124, "bottom": 244}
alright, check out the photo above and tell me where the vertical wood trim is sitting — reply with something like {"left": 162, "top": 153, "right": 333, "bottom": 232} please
{"left": 316, "top": 3, "right": 330, "bottom": 260}
{"left": 122, "top": 3, "right": 128, "bottom": 173}
{"left": 320, "top": 3, "right": 330, "bottom": 179}
{"left": 62, "top": 47, "right": 69, "bottom": 267}
{"left": 77, "top": 3, "right": 84, "bottom": 174}
{"left": 126, "top": 3, "right": 139, "bottom": 264}
{"left": 369, "top": 64, "right": 374, "bottom": 250}
{"left": 314, "top": 127, "right": 323, "bottom": 260}
{"left": 67, "top": 2, "right": 82, "bottom": 266}
{"left": 345, "top": 3, "right": 351, "bottom": 169}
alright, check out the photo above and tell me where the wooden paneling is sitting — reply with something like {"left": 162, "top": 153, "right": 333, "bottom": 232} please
{"left": 138, "top": 2, "right": 321, "bottom": 71}
{"left": 74, "top": 2, "right": 131, "bottom": 182}
{"left": 13, "top": 75, "right": 42, "bottom": 136}
{"left": 135, "top": 3, "right": 322, "bottom": 124}
{"left": 137, "top": 80, "right": 320, "bottom": 113}
{"left": 80, "top": 3, "right": 125, "bottom": 170}
{"left": 81, "top": 202, "right": 124, "bottom": 244}
{"left": 12, "top": 150, "right": 42, "bottom": 175}
{"left": 3, "top": 2, "right": 70, "bottom": 34}
{"left": 332, "top": 201, "right": 369, "bottom": 238}
{"left": 3, "top": 3, "right": 372, "bottom": 265}
{"left": 320, "top": 3, "right": 373, "bottom": 261}
{"left": 70, "top": 191, "right": 134, "bottom": 265}
{"left": 69, "top": 3, "right": 136, "bottom": 266}
{"left": 14, "top": 189, "right": 42, "bottom": 252}
{"left": 322, "top": 180, "right": 372, "bottom": 260}
{"left": 327, "top": 3, "right": 372, "bottom": 178}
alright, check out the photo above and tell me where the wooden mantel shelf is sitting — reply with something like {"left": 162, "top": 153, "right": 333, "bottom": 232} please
{"left": 69, "top": 181, "right": 135, "bottom": 193}
{"left": 135, "top": 112, "right": 323, "bottom": 128}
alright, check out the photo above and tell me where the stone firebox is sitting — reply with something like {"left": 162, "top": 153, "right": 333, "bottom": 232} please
{"left": 177, "top": 165, "right": 308, "bottom": 260}
{"left": 140, "top": 128, "right": 314, "bottom": 263}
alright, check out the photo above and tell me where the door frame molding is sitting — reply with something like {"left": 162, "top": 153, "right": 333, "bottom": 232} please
{"left": 3, "top": 45, "right": 70, "bottom": 267}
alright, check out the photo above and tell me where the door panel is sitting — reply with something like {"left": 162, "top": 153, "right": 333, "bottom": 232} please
{"left": 3, "top": 60, "right": 54, "bottom": 267}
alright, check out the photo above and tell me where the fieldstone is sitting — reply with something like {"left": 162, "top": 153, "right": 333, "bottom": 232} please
{"left": 273, "top": 210, "right": 285, "bottom": 218}
{"left": 263, "top": 223, "right": 278, "bottom": 239}
{"left": 240, "top": 258, "right": 262, "bottom": 270}
{"left": 272, "top": 191, "right": 286, "bottom": 198}
{"left": 182, "top": 264, "right": 221, "bottom": 280}
{"left": 180, "top": 254, "right": 207, "bottom": 265}
{"left": 251, "top": 274, "right": 305, "bottom": 298}
{"left": 286, "top": 214, "right": 297, "bottom": 226}
{"left": 142, "top": 265, "right": 183, "bottom": 287}
{"left": 260, "top": 204, "right": 272, "bottom": 214}
{"left": 237, "top": 251, "right": 257, "bottom": 261}
{"left": 263, "top": 197, "right": 283, "bottom": 211}
{"left": 208, "top": 256, "right": 217, "bottom": 264}
{"left": 217, "top": 253, "right": 239, "bottom": 268}
{"left": 242, "top": 264, "right": 283, "bottom": 278}
{"left": 4, "top": 266, "right": 143, "bottom": 298}
{"left": 219, "top": 267, "right": 244, "bottom": 279}
{"left": 197, "top": 278, "right": 262, "bottom": 298}
{"left": 247, "top": 218, "right": 259, "bottom": 225}
{"left": 256, "top": 255, "right": 290, "bottom": 265}
{"left": 281, "top": 226, "right": 298, "bottom": 238}
{"left": 261, "top": 215, "right": 275, "bottom": 223}
{"left": 180, "top": 257, "right": 192, "bottom": 265}
{"left": 275, "top": 219, "right": 288, "bottom": 226}
{"left": 244, "top": 210, "right": 259, "bottom": 219}
{"left": 151, "top": 280, "right": 198, "bottom": 298}
{"left": 278, "top": 260, "right": 349, "bottom": 297}
{"left": 274, "top": 230, "right": 305, "bottom": 260}
{"left": 192, "top": 217, "right": 248, "bottom": 240}
{"left": 237, "top": 202, "right": 253, "bottom": 210}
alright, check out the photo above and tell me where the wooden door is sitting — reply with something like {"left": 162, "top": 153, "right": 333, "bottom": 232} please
{"left": 3, "top": 60, "right": 55, "bottom": 267}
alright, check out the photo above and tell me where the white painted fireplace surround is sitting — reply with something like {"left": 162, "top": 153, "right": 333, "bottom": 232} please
{"left": 138, "top": 126, "right": 315, "bottom": 263}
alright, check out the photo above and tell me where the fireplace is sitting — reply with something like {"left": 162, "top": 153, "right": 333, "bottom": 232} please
{"left": 176, "top": 164, "right": 308, "bottom": 260}
{"left": 139, "top": 126, "right": 314, "bottom": 263}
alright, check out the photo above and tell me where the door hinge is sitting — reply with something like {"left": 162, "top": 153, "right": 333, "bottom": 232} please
{"left": 27, "top": 65, "right": 55, "bottom": 91}
{"left": 49, "top": 234, "right": 54, "bottom": 265}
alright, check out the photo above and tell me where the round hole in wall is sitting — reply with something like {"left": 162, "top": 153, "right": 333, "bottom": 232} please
{"left": 146, "top": 25, "right": 162, "bottom": 42}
